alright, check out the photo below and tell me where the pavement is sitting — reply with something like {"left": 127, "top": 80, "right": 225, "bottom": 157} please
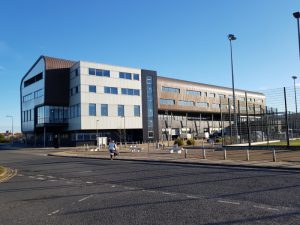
{"left": 48, "top": 147, "right": 300, "bottom": 170}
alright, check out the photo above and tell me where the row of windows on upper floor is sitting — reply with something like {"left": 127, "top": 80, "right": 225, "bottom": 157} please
{"left": 23, "top": 89, "right": 44, "bottom": 102}
{"left": 88, "top": 103, "right": 140, "bottom": 117}
{"left": 161, "top": 86, "right": 263, "bottom": 103}
{"left": 70, "top": 86, "right": 140, "bottom": 96}
{"left": 87, "top": 68, "right": 140, "bottom": 81}
{"left": 160, "top": 99, "right": 262, "bottom": 110}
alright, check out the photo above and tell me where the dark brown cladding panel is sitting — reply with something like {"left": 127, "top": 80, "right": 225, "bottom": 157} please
{"left": 43, "top": 56, "right": 76, "bottom": 106}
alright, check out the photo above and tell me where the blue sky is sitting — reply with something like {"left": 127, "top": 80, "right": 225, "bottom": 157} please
{"left": 0, "top": 0, "right": 299, "bottom": 132}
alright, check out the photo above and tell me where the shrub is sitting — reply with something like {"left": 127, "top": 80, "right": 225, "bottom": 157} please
{"left": 174, "top": 138, "right": 184, "bottom": 146}
{"left": 215, "top": 137, "right": 223, "bottom": 143}
{"left": 186, "top": 138, "right": 195, "bottom": 145}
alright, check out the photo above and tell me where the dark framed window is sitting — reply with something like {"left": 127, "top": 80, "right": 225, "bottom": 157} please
{"left": 104, "top": 86, "right": 118, "bottom": 94}
{"left": 89, "top": 68, "right": 96, "bottom": 75}
{"left": 89, "top": 103, "right": 96, "bottom": 116}
{"left": 134, "top": 105, "right": 140, "bottom": 117}
{"left": 89, "top": 85, "right": 96, "bottom": 93}
{"left": 118, "top": 105, "right": 124, "bottom": 116}
{"left": 133, "top": 74, "right": 139, "bottom": 80}
{"left": 119, "top": 72, "right": 132, "bottom": 80}
{"left": 101, "top": 104, "right": 108, "bottom": 116}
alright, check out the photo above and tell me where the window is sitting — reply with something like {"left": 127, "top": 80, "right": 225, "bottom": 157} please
{"left": 89, "top": 85, "right": 96, "bottom": 93}
{"left": 178, "top": 100, "right": 194, "bottom": 106}
{"left": 196, "top": 102, "right": 209, "bottom": 108}
{"left": 121, "top": 88, "right": 140, "bottom": 96}
{"left": 69, "top": 104, "right": 80, "bottom": 118}
{"left": 162, "top": 86, "right": 180, "bottom": 93}
{"left": 118, "top": 105, "right": 124, "bottom": 116}
{"left": 23, "top": 93, "right": 33, "bottom": 102}
{"left": 218, "top": 94, "right": 226, "bottom": 99}
{"left": 89, "top": 103, "right": 96, "bottom": 116}
{"left": 24, "top": 72, "right": 43, "bottom": 87}
{"left": 186, "top": 90, "right": 201, "bottom": 96}
{"left": 75, "top": 86, "right": 79, "bottom": 94}
{"left": 34, "top": 89, "right": 44, "bottom": 99}
{"left": 212, "top": 103, "right": 220, "bottom": 109}
{"left": 133, "top": 74, "right": 139, "bottom": 80}
{"left": 101, "top": 104, "right": 108, "bottom": 116}
{"left": 104, "top": 86, "right": 118, "bottom": 94}
{"left": 75, "top": 69, "right": 79, "bottom": 77}
{"left": 160, "top": 99, "right": 175, "bottom": 105}
{"left": 88, "top": 68, "right": 96, "bottom": 75}
{"left": 119, "top": 72, "right": 132, "bottom": 79}
{"left": 209, "top": 93, "right": 215, "bottom": 98}
{"left": 134, "top": 105, "right": 140, "bottom": 117}
{"left": 96, "top": 69, "right": 110, "bottom": 77}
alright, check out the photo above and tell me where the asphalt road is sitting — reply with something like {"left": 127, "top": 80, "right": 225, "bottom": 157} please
{"left": 0, "top": 145, "right": 299, "bottom": 225}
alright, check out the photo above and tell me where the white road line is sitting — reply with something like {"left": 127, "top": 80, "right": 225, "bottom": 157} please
{"left": 17, "top": 174, "right": 23, "bottom": 177}
{"left": 78, "top": 195, "right": 93, "bottom": 202}
{"left": 186, "top": 195, "right": 199, "bottom": 199}
{"left": 253, "top": 205, "right": 279, "bottom": 211}
{"left": 48, "top": 209, "right": 60, "bottom": 216}
{"left": 37, "top": 174, "right": 44, "bottom": 177}
{"left": 86, "top": 181, "right": 93, "bottom": 184}
{"left": 111, "top": 185, "right": 116, "bottom": 188}
{"left": 217, "top": 200, "right": 240, "bottom": 205}
{"left": 49, "top": 180, "right": 57, "bottom": 182}
{"left": 47, "top": 176, "right": 55, "bottom": 178}
{"left": 28, "top": 176, "right": 35, "bottom": 179}
{"left": 36, "top": 177, "right": 45, "bottom": 180}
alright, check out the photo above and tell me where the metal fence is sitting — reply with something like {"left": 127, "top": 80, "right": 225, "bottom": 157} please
{"left": 221, "top": 86, "right": 300, "bottom": 146}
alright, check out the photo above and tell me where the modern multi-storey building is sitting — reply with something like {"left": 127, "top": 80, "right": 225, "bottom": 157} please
{"left": 20, "top": 56, "right": 265, "bottom": 146}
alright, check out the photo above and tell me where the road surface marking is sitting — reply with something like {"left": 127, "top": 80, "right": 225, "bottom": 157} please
{"left": 37, "top": 174, "right": 44, "bottom": 177}
{"left": 253, "top": 205, "right": 279, "bottom": 211}
{"left": 79, "top": 170, "right": 92, "bottom": 173}
{"left": 49, "top": 180, "right": 57, "bottom": 182}
{"left": 28, "top": 176, "right": 35, "bottom": 179}
{"left": 17, "top": 174, "right": 23, "bottom": 177}
{"left": 36, "top": 177, "right": 45, "bottom": 180}
{"left": 111, "top": 185, "right": 116, "bottom": 188}
{"left": 78, "top": 195, "right": 93, "bottom": 202}
{"left": 48, "top": 210, "right": 60, "bottom": 216}
{"left": 218, "top": 200, "right": 240, "bottom": 205}
{"left": 86, "top": 181, "right": 93, "bottom": 184}
{"left": 47, "top": 176, "right": 55, "bottom": 178}
{"left": 186, "top": 195, "right": 199, "bottom": 199}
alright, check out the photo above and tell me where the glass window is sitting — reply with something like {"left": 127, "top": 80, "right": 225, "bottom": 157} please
{"left": 119, "top": 72, "right": 132, "bottom": 79}
{"left": 89, "top": 68, "right": 96, "bottom": 75}
{"left": 218, "top": 94, "right": 226, "bottom": 98}
{"left": 96, "top": 69, "right": 102, "bottom": 76}
{"left": 104, "top": 86, "right": 118, "bottom": 94}
{"left": 89, "top": 103, "right": 96, "bottom": 116}
{"left": 196, "top": 102, "right": 209, "bottom": 108}
{"left": 75, "top": 86, "right": 79, "bottom": 94}
{"left": 134, "top": 89, "right": 140, "bottom": 96}
{"left": 101, "top": 104, "right": 108, "bottom": 116}
{"left": 160, "top": 99, "right": 175, "bottom": 105}
{"left": 75, "top": 69, "right": 78, "bottom": 76}
{"left": 134, "top": 105, "right": 140, "bottom": 117}
{"left": 89, "top": 85, "right": 96, "bottom": 93}
{"left": 34, "top": 89, "right": 44, "bottom": 99}
{"left": 178, "top": 100, "right": 194, "bottom": 106}
{"left": 209, "top": 93, "right": 215, "bottom": 98}
{"left": 118, "top": 105, "right": 124, "bottom": 116}
{"left": 212, "top": 103, "right": 220, "bottom": 109}
{"left": 162, "top": 86, "right": 180, "bottom": 93}
{"left": 186, "top": 90, "right": 201, "bottom": 96}
{"left": 133, "top": 74, "right": 139, "bottom": 80}
{"left": 128, "top": 89, "right": 134, "bottom": 95}
{"left": 103, "top": 70, "right": 110, "bottom": 77}
{"left": 121, "top": 88, "right": 127, "bottom": 95}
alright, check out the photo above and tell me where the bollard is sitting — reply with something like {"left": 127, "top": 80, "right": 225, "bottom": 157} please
{"left": 223, "top": 148, "right": 227, "bottom": 160}
{"left": 272, "top": 149, "right": 276, "bottom": 162}
{"left": 246, "top": 149, "right": 250, "bottom": 161}
{"left": 184, "top": 148, "right": 187, "bottom": 159}
{"left": 202, "top": 148, "right": 206, "bottom": 159}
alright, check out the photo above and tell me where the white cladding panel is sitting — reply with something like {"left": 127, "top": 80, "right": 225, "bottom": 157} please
{"left": 21, "top": 58, "right": 45, "bottom": 132}
{"left": 68, "top": 61, "right": 143, "bottom": 131}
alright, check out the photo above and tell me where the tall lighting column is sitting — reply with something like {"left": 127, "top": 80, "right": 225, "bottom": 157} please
{"left": 6, "top": 115, "right": 14, "bottom": 145}
{"left": 292, "top": 76, "right": 298, "bottom": 113}
{"left": 228, "top": 34, "right": 238, "bottom": 143}
{"left": 293, "top": 12, "right": 300, "bottom": 62}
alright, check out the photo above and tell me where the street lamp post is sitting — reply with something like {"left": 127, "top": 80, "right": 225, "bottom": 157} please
{"left": 228, "top": 34, "right": 239, "bottom": 143}
{"left": 6, "top": 115, "right": 14, "bottom": 145}
{"left": 292, "top": 76, "right": 298, "bottom": 113}
{"left": 96, "top": 119, "right": 99, "bottom": 148}
{"left": 293, "top": 12, "right": 300, "bottom": 62}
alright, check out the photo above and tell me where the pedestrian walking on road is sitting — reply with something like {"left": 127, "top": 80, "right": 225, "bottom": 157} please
{"left": 108, "top": 140, "right": 119, "bottom": 160}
